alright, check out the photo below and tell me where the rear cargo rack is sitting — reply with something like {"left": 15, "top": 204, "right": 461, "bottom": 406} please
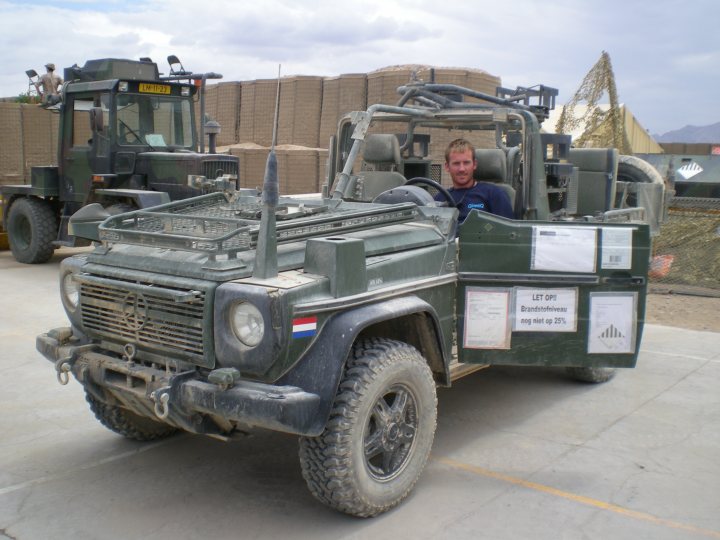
{"left": 98, "top": 192, "right": 418, "bottom": 259}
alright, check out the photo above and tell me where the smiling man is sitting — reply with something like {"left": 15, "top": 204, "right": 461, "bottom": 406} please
{"left": 440, "top": 138, "right": 514, "bottom": 221}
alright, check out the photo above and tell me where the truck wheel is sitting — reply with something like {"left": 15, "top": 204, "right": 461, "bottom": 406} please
{"left": 565, "top": 366, "right": 616, "bottom": 383}
{"left": 85, "top": 391, "right": 177, "bottom": 441}
{"left": 7, "top": 197, "right": 57, "bottom": 264}
{"left": 299, "top": 338, "right": 437, "bottom": 517}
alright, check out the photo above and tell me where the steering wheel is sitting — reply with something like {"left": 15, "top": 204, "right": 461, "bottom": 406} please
{"left": 405, "top": 177, "right": 456, "bottom": 207}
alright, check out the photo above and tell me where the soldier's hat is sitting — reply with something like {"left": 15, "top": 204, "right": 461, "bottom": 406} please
{"left": 45, "top": 63, "right": 55, "bottom": 70}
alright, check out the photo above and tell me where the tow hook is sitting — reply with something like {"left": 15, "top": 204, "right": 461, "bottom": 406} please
{"left": 151, "top": 387, "right": 171, "bottom": 420}
{"left": 123, "top": 343, "right": 136, "bottom": 363}
{"left": 55, "top": 358, "right": 72, "bottom": 385}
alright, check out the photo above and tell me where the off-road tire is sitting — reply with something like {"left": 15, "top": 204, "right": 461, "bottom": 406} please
{"left": 85, "top": 391, "right": 178, "bottom": 441}
{"left": 566, "top": 366, "right": 617, "bottom": 384}
{"left": 299, "top": 338, "right": 437, "bottom": 517}
{"left": 7, "top": 197, "right": 57, "bottom": 264}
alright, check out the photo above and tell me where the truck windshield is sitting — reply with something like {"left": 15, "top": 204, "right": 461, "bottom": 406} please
{"left": 116, "top": 93, "right": 194, "bottom": 148}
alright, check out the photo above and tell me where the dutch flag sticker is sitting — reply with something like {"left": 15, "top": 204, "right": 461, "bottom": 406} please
{"left": 292, "top": 316, "right": 317, "bottom": 339}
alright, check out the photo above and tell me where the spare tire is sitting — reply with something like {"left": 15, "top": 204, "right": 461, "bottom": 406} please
{"left": 615, "top": 155, "right": 667, "bottom": 235}
{"left": 616, "top": 154, "right": 664, "bottom": 207}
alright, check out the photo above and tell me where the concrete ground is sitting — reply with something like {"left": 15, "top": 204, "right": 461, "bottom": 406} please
{"left": 1, "top": 247, "right": 719, "bottom": 540}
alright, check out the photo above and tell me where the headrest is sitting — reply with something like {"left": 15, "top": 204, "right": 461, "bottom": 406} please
{"left": 473, "top": 148, "right": 507, "bottom": 183}
{"left": 363, "top": 134, "right": 401, "bottom": 165}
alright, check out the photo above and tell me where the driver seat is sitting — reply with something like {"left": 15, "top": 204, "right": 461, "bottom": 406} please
{"left": 474, "top": 148, "right": 517, "bottom": 211}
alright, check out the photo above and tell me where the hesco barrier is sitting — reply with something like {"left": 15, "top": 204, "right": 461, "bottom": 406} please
{"left": 200, "top": 82, "right": 242, "bottom": 147}
{"left": 229, "top": 144, "right": 327, "bottom": 195}
{"left": 650, "top": 197, "right": 720, "bottom": 295}
{"left": 319, "top": 74, "right": 368, "bottom": 148}
{"left": 0, "top": 102, "right": 59, "bottom": 186}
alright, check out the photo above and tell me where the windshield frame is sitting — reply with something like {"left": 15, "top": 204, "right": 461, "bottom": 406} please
{"left": 114, "top": 91, "right": 196, "bottom": 150}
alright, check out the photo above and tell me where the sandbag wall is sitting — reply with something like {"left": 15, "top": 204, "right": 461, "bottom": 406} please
{"left": 2, "top": 66, "right": 501, "bottom": 193}
{"left": 225, "top": 66, "right": 500, "bottom": 192}
{"left": 0, "top": 103, "right": 58, "bottom": 185}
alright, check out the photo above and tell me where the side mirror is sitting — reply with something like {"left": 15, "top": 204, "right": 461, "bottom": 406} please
{"left": 89, "top": 106, "right": 104, "bottom": 132}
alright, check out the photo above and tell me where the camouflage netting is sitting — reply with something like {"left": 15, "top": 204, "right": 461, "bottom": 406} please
{"left": 650, "top": 198, "right": 720, "bottom": 293}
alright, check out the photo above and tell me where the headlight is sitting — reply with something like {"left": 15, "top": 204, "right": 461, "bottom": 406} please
{"left": 230, "top": 302, "right": 264, "bottom": 347}
{"left": 61, "top": 272, "right": 80, "bottom": 310}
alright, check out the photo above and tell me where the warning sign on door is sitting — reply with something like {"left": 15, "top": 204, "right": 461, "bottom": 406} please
{"left": 464, "top": 287, "right": 512, "bottom": 349}
{"left": 513, "top": 287, "right": 578, "bottom": 332}
{"left": 588, "top": 292, "right": 637, "bottom": 354}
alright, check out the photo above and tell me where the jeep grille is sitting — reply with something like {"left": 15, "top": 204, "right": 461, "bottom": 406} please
{"left": 201, "top": 159, "right": 238, "bottom": 179}
{"left": 80, "top": 276, "right": 211, "bottom": 365}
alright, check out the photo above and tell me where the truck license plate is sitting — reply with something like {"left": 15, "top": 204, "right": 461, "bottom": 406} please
{"left": 139, "top": 83, "right": 171, "bottom": 94}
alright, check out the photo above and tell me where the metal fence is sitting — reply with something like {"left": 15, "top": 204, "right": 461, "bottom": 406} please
{"left": 650, "top": 197, "right": 720, "bottom": 295}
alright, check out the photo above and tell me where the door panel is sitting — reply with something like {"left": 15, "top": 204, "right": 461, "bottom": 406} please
{"left": 456, "top": 211, "right": 650, "bottom": 368}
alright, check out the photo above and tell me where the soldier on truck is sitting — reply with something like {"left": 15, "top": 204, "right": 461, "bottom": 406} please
{"left": 38, "top": 62, "right": 63, "bottom": 105}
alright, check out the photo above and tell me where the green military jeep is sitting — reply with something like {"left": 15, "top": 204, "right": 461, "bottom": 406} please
{"left": 37, "top": 82, "right": 659, "bottom": 517}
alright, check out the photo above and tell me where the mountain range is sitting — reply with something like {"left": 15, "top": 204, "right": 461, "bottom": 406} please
{"left": 653, "top": 121, "right": 720, "bottom": 143}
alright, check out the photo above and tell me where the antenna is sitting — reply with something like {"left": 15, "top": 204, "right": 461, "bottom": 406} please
{"left": 253, "top": 64, "right": 282, "bottom": 280}
{"left": 271, "top": 64, "right": 281, "bottom": 149}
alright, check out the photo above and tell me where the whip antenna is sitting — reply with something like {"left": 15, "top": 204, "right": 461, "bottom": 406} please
{"left": 253, "top": 65, "right": 282, "bottom": 279}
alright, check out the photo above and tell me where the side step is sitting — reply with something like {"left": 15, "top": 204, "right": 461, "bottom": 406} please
{"left": 448, "top": 360, "right": 488, "bottom": 382}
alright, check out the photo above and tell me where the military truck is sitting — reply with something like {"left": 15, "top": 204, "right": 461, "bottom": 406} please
{"left": 1, "top": 56, "right": 239, "bottom": 264}
{"left": 37, "top": 81, "right": 659, "bottom": 517}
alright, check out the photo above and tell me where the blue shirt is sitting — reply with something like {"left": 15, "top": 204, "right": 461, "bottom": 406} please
{"left": 436, "top": 182, "right": 514, "bottom": 221}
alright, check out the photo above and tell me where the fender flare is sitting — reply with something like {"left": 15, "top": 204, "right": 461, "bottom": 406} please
{"left": 277, "top": 295, "right": 448, "bottom": 436}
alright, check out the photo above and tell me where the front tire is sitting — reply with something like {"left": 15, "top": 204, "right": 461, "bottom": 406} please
{"left": 299, "top": 338, "right": 437, "bottom": 517}
{"left": 7, "top": 197, "right": 57, "bottom": 264}
{"left": 85, "top": 391, "right": 178, "bottom": 442}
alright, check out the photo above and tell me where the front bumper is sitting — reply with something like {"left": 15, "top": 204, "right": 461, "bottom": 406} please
{"left": 37, "top": 327, "right": 322, "bottom": 436}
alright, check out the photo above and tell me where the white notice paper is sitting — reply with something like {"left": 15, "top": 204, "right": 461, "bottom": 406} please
{"left": 601, "top": 227, "right": 633, "bottom": 270}
{"left": 464, "top": 288, "right": 511, "bottom": 349}
{"left": 588, "top": 292, "right": 637, "bottom": 354}
{"left": 514, "top": 287, "right": 578, "bottom": 332}
{"left": 531, "top": 226, "right": 597, "bottom": 273}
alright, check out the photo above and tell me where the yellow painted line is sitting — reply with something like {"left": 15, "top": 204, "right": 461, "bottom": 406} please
{"left": 437, "top": 456, "right": 720, "bottom": 539}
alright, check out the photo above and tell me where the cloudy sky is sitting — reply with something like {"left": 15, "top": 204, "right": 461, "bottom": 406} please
{"left": 0, "top": 0, "right": 717, "bottom": 135}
